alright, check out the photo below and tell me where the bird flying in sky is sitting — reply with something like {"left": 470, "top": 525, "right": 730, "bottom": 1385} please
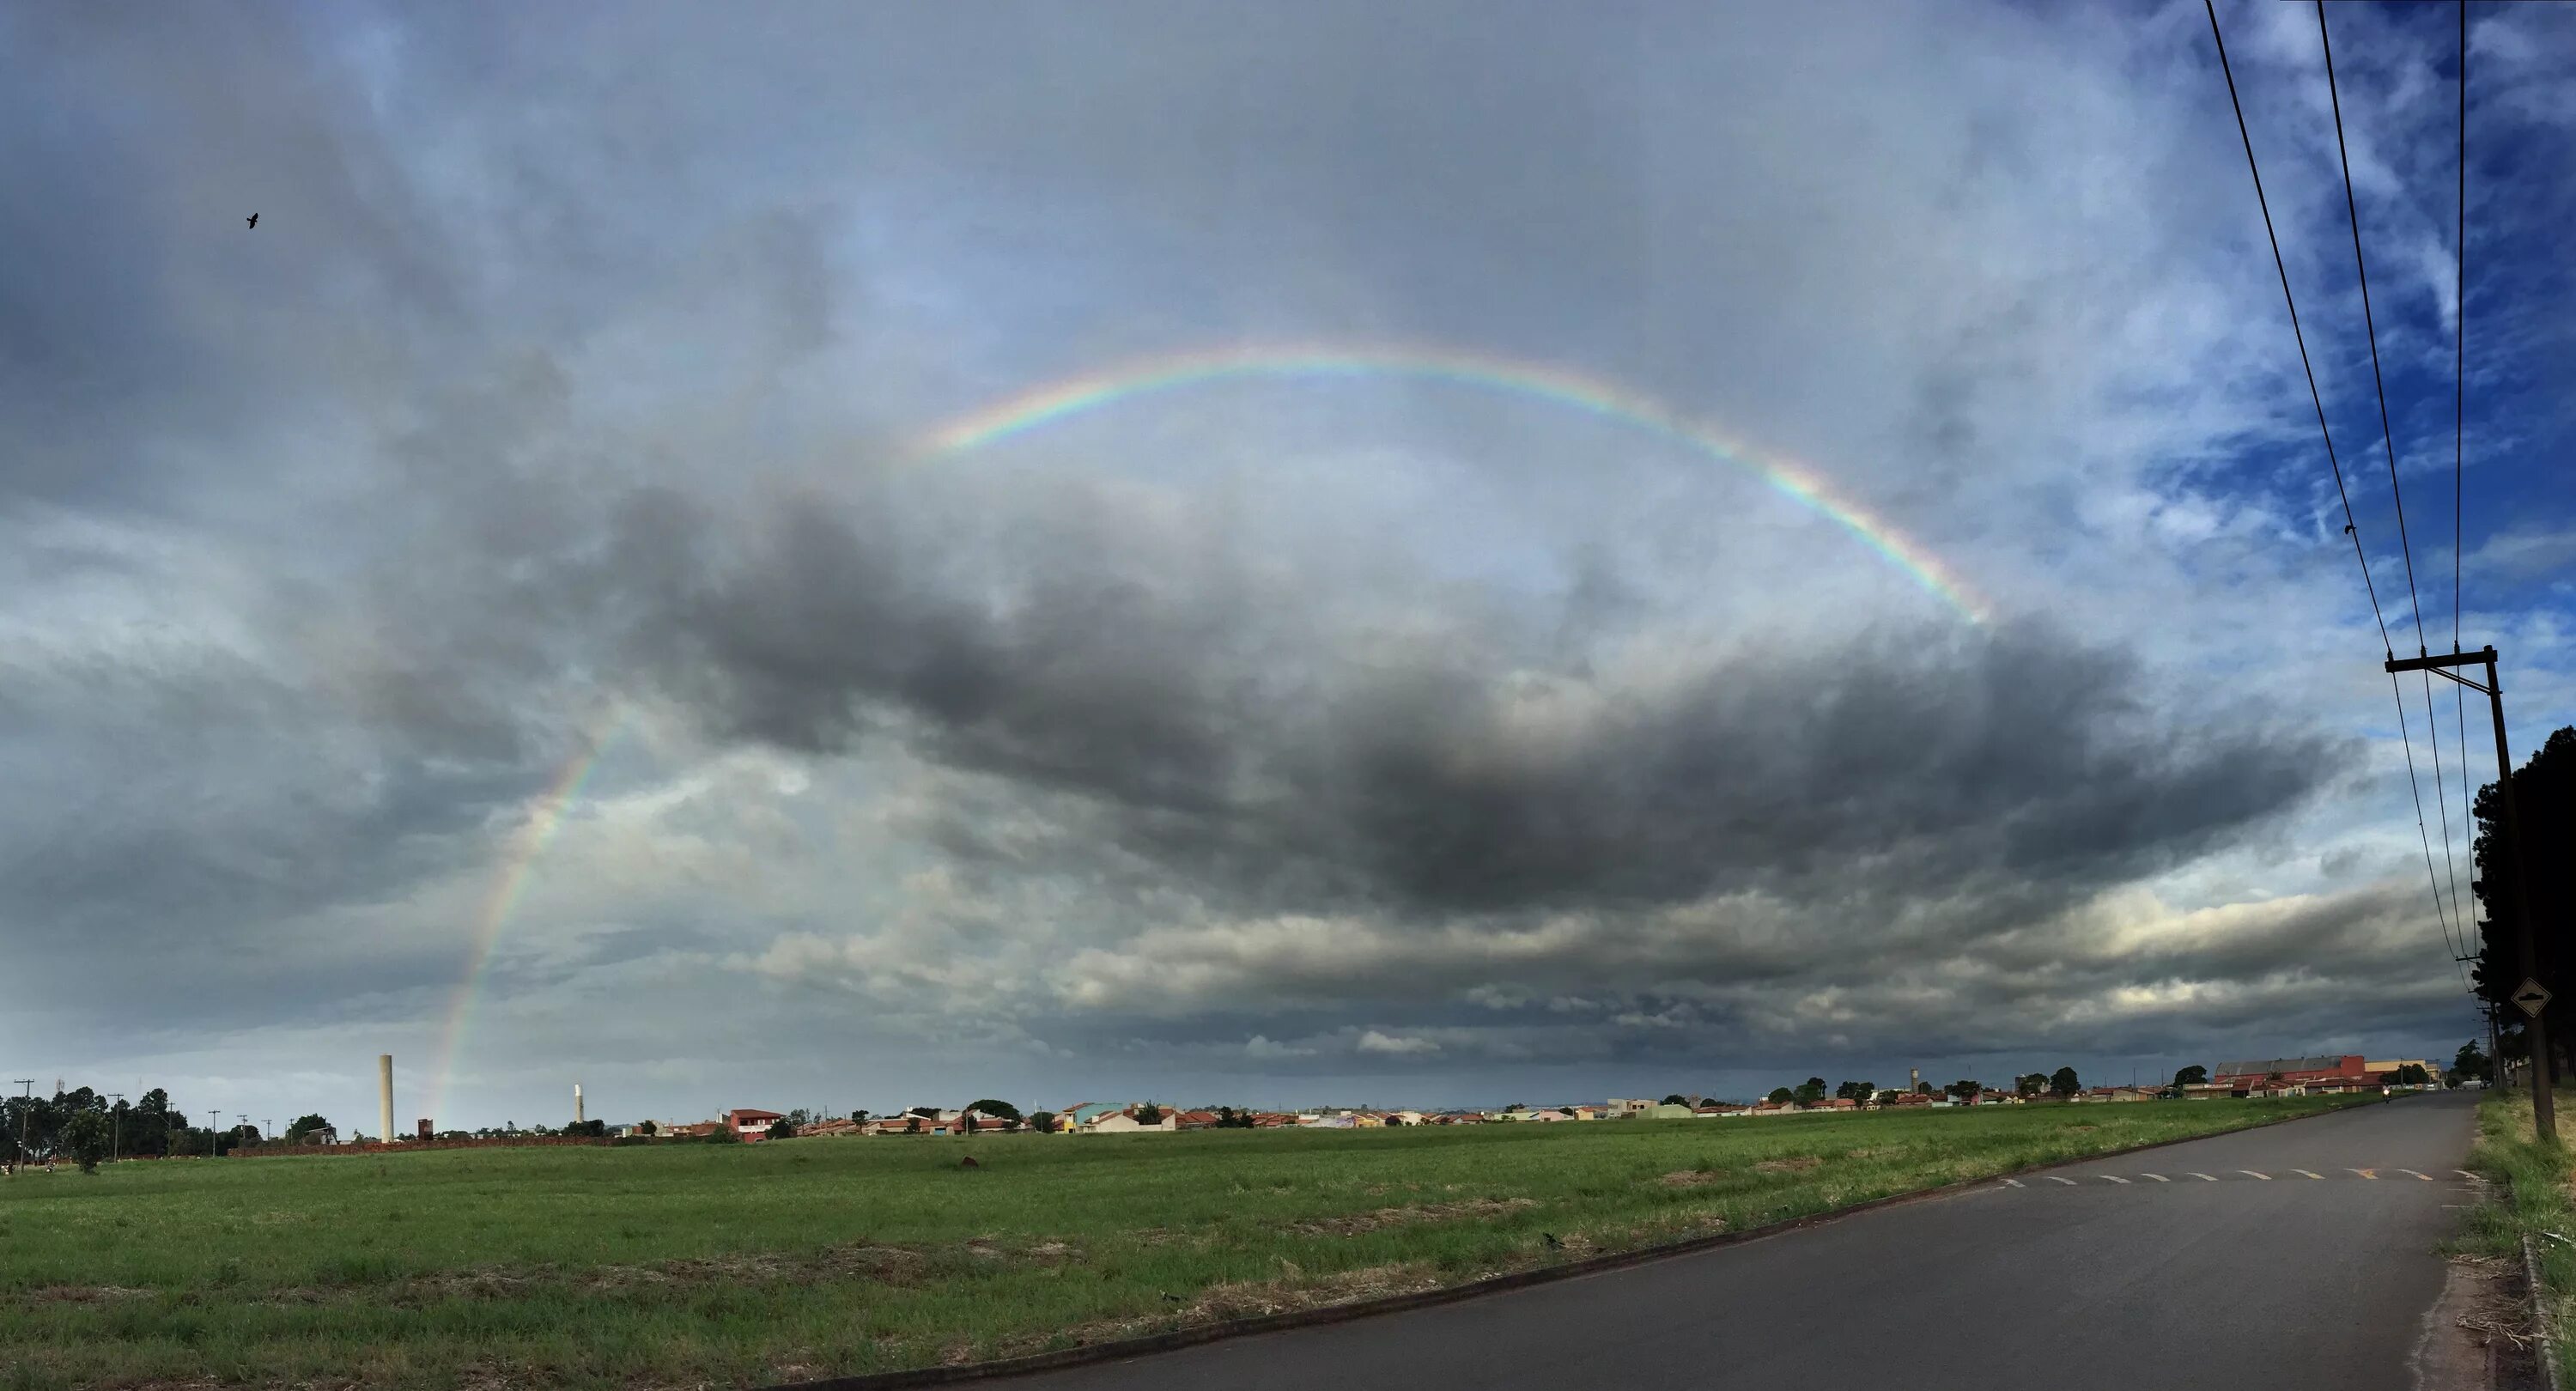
{"left": 246, "top": 213, "right": 258, "bottom": 229}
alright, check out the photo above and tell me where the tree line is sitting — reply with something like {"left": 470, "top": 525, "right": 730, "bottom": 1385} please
{"left": 0, "top": 1085, "right": 331, "bottom": 1174}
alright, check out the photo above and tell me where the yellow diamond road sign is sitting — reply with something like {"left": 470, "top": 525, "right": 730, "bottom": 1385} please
{"left": 2513, "top": 979, "right": 2554, "bottom": 1017}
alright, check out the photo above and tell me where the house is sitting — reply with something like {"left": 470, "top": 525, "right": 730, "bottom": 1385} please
{"left": 1082, "top": 1105, "right": 1177, "bottom": 1133}
{"left": 726, "top": 1109, "right": 785, "bottom": 1140}
{"left": 1249, "top": 1112, "right": 1299, "bottom": 1128}
{"left": 2212, "top": 1056, "right": 2371, "bottom": 1091}
{"left": 1638, "top": 1102, "right": 1697, "bottom": 1120}
{"left": 1385, "top": 1110, "right": 1426, "bottom": 1127}
{"left": 665, "top": 1121, "right": 724, "bottom": 1139}
{"left": 1605, "top": 1098, "right": 1653, "bottom": 1117}
{"left": 1174, "top": 1109, "right": 1223, "bottom": 1130}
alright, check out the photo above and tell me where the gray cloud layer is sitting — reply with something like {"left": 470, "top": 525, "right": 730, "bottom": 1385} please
{"left": 3, "top": 0, "right": 2549, "bottom": 1126}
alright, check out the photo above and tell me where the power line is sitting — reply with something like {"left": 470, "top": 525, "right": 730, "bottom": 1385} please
{"left": 2204, "top": 0, "right": 2464, "bottom": 987}
{"left": 2315, "top": 0, "right": 2472, "bottom": 983}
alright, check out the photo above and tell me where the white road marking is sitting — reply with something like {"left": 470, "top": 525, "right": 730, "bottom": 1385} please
{"left": 2457, "top": 1169, "right": 2482, "bottom": 1181}
{"left": 2141, "top": 1174, "right": 2169, "bottom": 1182}
{"left": 2047, "top": 1176, "right": 2079, "bottom": 1186}
{"left": 2002, "top": 1177, "right": 2025, "bottom": 1188}
{"left": 2099, "top": 1175, "right": 2130, "bottom": 1184}
{"left": 2292, "top": 1169, "right": 2324, "bottom": 1179}
{"left": 2397, "top": 1169, "right": 2432, "bottom": 1181}
{"left": 2239, "top": 1170, "right": 2271, "bottom": 1181}
{"left": 2187, "top": 1172, "right": 2217, "bottom": 1181}
{"left": 2350, "top": 1169, "right": 2377, "bottom": 1180}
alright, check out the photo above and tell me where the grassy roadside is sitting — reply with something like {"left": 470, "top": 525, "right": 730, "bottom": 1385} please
{"left": 2458, "top": 1090, "right": 2576, "bottom": 1387}
{"left": 2, "top": 1095, "right": 2372, "bottom": 1390}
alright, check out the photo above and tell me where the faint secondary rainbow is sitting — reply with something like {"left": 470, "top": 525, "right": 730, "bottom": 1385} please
{"left": 423, "top": 711, "right": 625, "bottom": 1125}
{"left": 924, "top": 344, "right": 1990, "bottom": 623}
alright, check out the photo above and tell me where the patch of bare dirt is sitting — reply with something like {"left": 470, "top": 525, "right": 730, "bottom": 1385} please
{"left": 22, "top": 1285, "right": 154, "bottom": 1303}
{"left": 1285, "top": 1197, "right": 1534, "bottom": 1236}
{"left": 1752, "top": 1156, "right": 1824, "bottom": 1174}
{"left": 1659, "top": 1169, "right": 1724, "bottom": 1188}
{"left": 2415, "top": 1253, "right": 2536, "bottom": 1390}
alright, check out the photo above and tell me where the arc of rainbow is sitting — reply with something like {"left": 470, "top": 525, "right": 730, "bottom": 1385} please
{"left": 424, "top": 709, "right": 627, "bottom": 1125}
{"left": 921, "top": 344, "right": 1990, "bottom": 623}
{"left": 426, "top": 346, "right": 1984, "bottom": 1122}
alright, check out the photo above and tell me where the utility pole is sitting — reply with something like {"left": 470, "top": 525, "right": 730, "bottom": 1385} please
{"left": 2389, "top": 645, "right": 2554, "bottom": 1143}
{"left": 10, "top": 1080, "right": 30, "bottom": 1174}
{"left": 206, "top": 1110, "right": 222, "bottom": 1158}
{"left": 107, "top": 1094, "right": 125, "bottom": 1165}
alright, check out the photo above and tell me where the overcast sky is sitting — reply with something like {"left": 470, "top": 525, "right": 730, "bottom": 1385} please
{"left": 5, "top": 0, "right": 2572, "bottom": 1132}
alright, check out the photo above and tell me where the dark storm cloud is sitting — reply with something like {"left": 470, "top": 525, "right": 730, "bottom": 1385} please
{"left": 625, "top": 485, "right": 2356, "bottom": 926}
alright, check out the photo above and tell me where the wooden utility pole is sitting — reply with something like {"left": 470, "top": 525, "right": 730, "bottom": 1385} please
{"left": 2389, "top": 645, "right": 2554, "bottom": 1144}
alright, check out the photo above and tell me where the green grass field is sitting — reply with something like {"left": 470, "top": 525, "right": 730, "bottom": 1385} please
{"left": 1, "top": 1096, "right": 2372, "bottom": 1390}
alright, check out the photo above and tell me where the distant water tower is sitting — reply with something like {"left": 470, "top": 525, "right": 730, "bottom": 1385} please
{"left": 575, "top": 1083, "right": 585, "bottom": 1126}
{"left": 378, "top": 1055, "right": 395, "bottom": 1145}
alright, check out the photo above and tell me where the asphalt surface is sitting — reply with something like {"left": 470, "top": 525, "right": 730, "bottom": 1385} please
{"left": 1012, "top": 1094, "right": 2480, "bottom": 1391}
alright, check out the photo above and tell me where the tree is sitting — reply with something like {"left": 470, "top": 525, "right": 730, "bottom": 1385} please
{"left": 1835, "top": 1080, "right": 1875, "bottom": 1102}
{"left": 708, "top": 1124, "right": 739, "bottom": 1144}
{"left": 2452, "top": 1041, "right": 2493, "bottom": 1085}
{"left": 904, "top": 1116, "right": 921, "bottom": 1134}
{"left": 768, "top": 1120, "right": 798, "bottom": 1139}
{"left": 1028, "top": 1112, "right": 1058, "bottom": 1134}
{"left": 1662, "top": 1094, "right": 1690, "bottom": 1107}
{"left": 637, "top": 1120, "right": 659, "bottom": 1137}
{"left": 59, "top": 1112, "right": 111, "bottom": 1174}
{"left": 1766, "top": 1087, "right": 1795, "bottom": 1105}
{"left": 852, "top": 1109, "right": 871, "bottom": 1122}
{"left": 1135, "top": 1102, "right": 1165, "bottom": 1126}
{"left": 286, "top": 1114, "right": 332, "bottom": 1145}
{"left": 1792, "top": 1078, "right": 1827, "bottom": 1109}
{"left": 965, "top": 1099, "right": 1023, "bottom": 1121}
{"left": 2049, "top": 1066, "right": 2081, "bottom": 1097}
{"left": 1874, "top": 1089, "right": 1905, "bottom": 1106}
{"left": 2172, "top": 1066, "right": 2208, "bottom": 1089}
{"left": 2393, "top": 1064, "right": 2431, "bottom": 1086}
{"left": 2016, "top": 1074, "right": 2044, "bottom": 1097}
{"left": 2469, "top": 728, "right": 2576, "bottom": 1078}
{"left": 961, "top": 1115, "right": 977, "bottom": 1134}
{"left": 1946, "top": 1079, "right": 1982, "bottom": 1101}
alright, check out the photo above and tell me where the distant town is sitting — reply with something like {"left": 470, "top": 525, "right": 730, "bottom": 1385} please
{"left": 308, "top": 1050, "right": 2458, "bottom": 1149}
{"left": 3, "top": 1051, "right": 2467, "bottom": 1168}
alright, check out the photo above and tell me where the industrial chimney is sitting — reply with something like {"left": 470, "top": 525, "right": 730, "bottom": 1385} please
{"left": 575, "top": 1083, "right": 585, "bottom": 1126}
{"left": 378, "top": 1054, "right": 395, "bottom": 1144}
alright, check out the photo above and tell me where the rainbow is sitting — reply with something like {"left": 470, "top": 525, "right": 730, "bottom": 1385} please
{"left": 423, "top": 711, "right": 624, "bottom": 1125}
{"left": 924, "top": 344, "right": 1990, "bottom": 623}
{"left": 426, "top": 346, "right": 1984, "bottom": 1123}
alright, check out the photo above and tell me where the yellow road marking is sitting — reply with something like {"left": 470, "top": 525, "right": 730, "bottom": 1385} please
{"left": 2350, "top": 1169, "right": 2376, "bottom": 1179}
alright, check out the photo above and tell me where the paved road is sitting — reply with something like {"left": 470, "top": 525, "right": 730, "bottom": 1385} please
{"left": 1015, "top": 1095, "right": 2480, "bottom": 1390}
